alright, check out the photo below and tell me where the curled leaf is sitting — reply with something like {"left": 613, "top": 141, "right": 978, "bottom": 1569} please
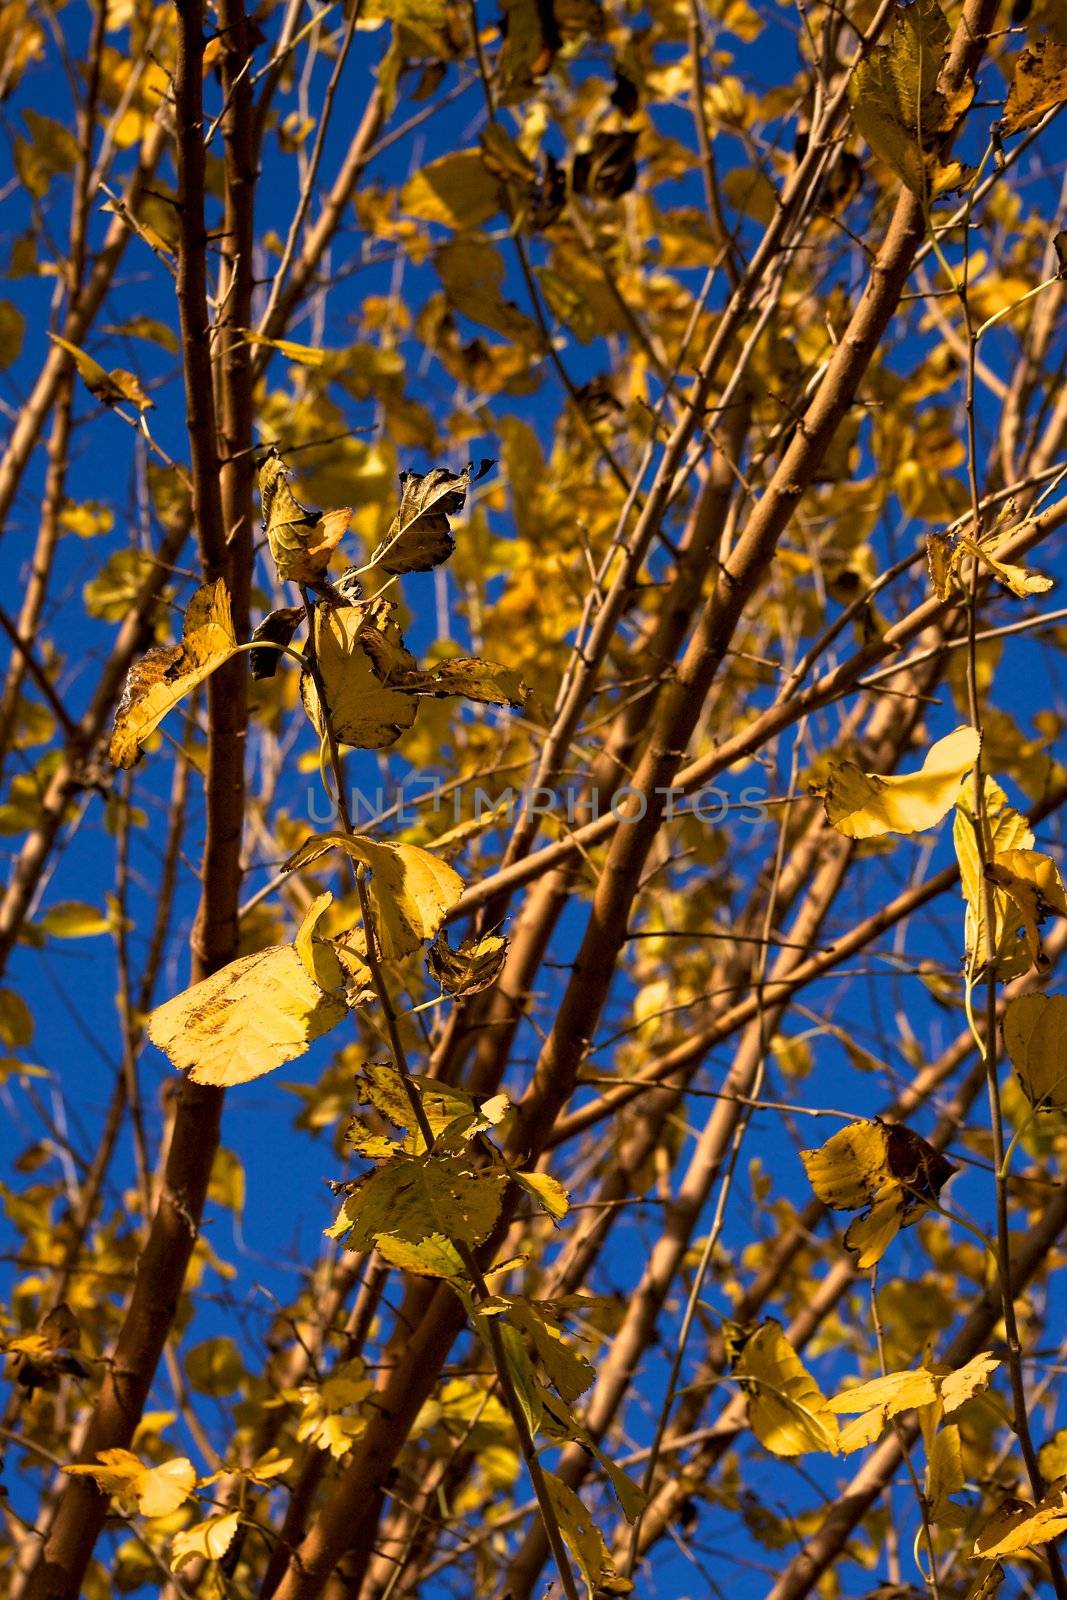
{"left": 822, "top": 725, "right": 981, "bottom": 839}
{"left": 109, "top": 580, "right": 238, "bottom": 768}
{"left": 426, "top": 930, "right": 508, "bottom": 996}
{"left": 249, "top": 605, "right": 304, "bottom": 680}
{"left": 170, "top": 1511, "right": 241, "bottom": 1573}
{"left": 285, "top": 832, "right": 463, "bottom": 959}
{"left": 369, "top": 459, "right": 493, "bottom": 575}
{"left": 49, "top": 333, "right": 154, "bottom": 409}
{"left": 801, "top": 1120, "right": 956, "bottom": 1268}
{"left": 258, "top": 447, "right": 351, "bottom": 584}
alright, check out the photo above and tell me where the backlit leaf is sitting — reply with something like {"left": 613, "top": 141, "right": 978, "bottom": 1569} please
{"left": 301, "top": 600, "right": 419, "bottom": 749}
{"left": 109, "top": 581, "right": 239, "bottom": 768}
{"left": 64, "top": 1450, "right": 196, "bottom": 1517}
{"left": 542, "top": 1470, "right": 610, "bottom": 1600}
{"left": 983, "top": 849, "right": 1067, "bottom": 972}
{"left": 400, "top": 150, "right": 502, "bottom": 229}
{"left": 848, "top": 0, "right": 966, "bottom": 196}
{"left": 732, "top": 1320, "right": 839, "bottom": 1456}
{"left": 170, "top": 1512, "right": 240, "bottom": 1573}
{"left": 955, "top": 780, "right": 1035, "bottom": 978}
{"left": 48, "top": 334, "right": 154, "bottom": 409}
{"left": 148, "top": 940, "right": 348, "bottom": 1086}
{"left": 975, "top": 1488, "right": 1067, "bottom": 1557}
{"left": 285, "top": 832, "right": 463, "bottom": 959}
{"left": 1003, "top": 992, "right": 1067, "bottom": 1110}
{"left": 258, "top": 448, "right": 352, "bottom": 584}
{"left": 333, "top": 1153, "right": 506, "bottom": 1250}
{"left": 823, "top": 725, "right": 980, "bottom": 839}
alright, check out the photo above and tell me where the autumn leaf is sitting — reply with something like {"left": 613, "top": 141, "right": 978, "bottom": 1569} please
{"left": 955, "top": 779, "right": 1035, "bottom": 979}
{"left": 975, "top": 1487, "right": 1067, "bottom": 1558}
{"left": 64, "top": 1450, "right": 197, "bottom": 1517}
{"left": 385, "top": 655, "right": 529, "bottom": 709}
{"left": 109, "top": 580, "right": 239, "bottom": 768}
{"left": 983, "top": 849, "right": 1067, "bottom": 972}
{"left": 732, "top": 1320, "right": 839, "bottom": 1456}
{"left": 997, "top": 38, "right": 1067, "bottom": 138}
{"left": 508, "top": 1298, "right": 595, "bottom": 1402}
{"left": 331, "top": 1153, "right": 507, "bottom": 1252}
{"left": 300, "top": 599, "right": 419, "bottom": 749}
{"left": 1003, "top": 993, "right": 1067, "bottom": 1111}
{"left": 426, "top": 929, "right": 508, "bottom": 996}
{"left": 514, "top": 1167, "right": 570, "bottom": 1220}
{"left": 400, "top": 150, "right": 502, "bottom": 229}
{"left": 368, "top": 460, "right": 493, "bottom": 574}
{"left": 170, "top": 1512, "right": 241, "bottom": 1573}
{"left": 542, "top": 1471, "right": 611, "bottom": 1600}
{"left": 48, "top": 333, "right": 154, "bottom": 409}
{"left": 148, "top": 898, "right": 349, "bottom": 1085}
{"left": 285, "top": 832, "right": 463, "bottom": 959}
{"left": 848, "top": 0, "right": 969, "bottom": 196}
{"left": 801, "top": 1121, "right": 956, "bottom": 1268}
{"left": 822, "top": 725, "right": 981, "bottom": 839}
{"left": 828, "top": 1353, "right": 998, "bottom": 1453}
{"left": 258, "top": 447, "right": 352, "bottom": 585}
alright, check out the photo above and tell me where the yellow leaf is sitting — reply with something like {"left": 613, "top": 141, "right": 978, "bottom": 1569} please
{"left": 64, "top": 1450, "right": 196, "bottom": 1518}
{"left": 301, "top": 601, "right": 419, "bottom": 750}
{"left": 939, "top": 1352, "right": 1000, "bottom": 1414}
{"left": 508, "top": 1298, "right": 595, "bottom": 1403}
{"left": 39, "top": 901, "right": 113, "bottom": 938}
{"left": 285, "top": 833, "right": 463, "bottom": 959}
{"left": 170, "top": 1511, "right": 240, "bottom": 1573}
{"left": 257, "top": 448, "right": 351, "bottom": 584}
{"left": 388, "top": 656, "right": 529, "bottom": 708}
{"left": 848, "top": 0, "right": 967, "bottom": 196}
{"left": 1039, "top": 1426, "right": 1067, "bottom": 1483}
{"left": 148, "top": 944, "right": 347, "bottom": 1086}
{"left": 542, "top": 1471, "right": 610, "bottom": 1600}
{"left": 998, "top": 38, "right": 1067, "bottom": 138}
{"left": 927, "top": 1423, "right": 966, "bottom": 1525}
{"left": 293, "top": 892, "right": 347, "bottom": 991}
{"left": 515, "top": 1168, "right": 570, "bottom": 1220}
{"left": 426, "top": 930, "right": 508, "bottom": 997}
{"left": 827, "top": 1367, "right": 938, "bottom": 1427}
{"left": 800, "top": 1121, "right": 892, "bottom": 1210}
{"left": 1003, "top": 992, "right": 1067, "bottom": 1111}
{"left": 333, "top": 1154, "right": 506, "bottom": 1252}
{"left": 954, "top": 779, "right": 1035, "bottom": 978}
{"left": 372, "top": 1231, "right": 465, "bottom": 1276}
{"left": 240, "top": 331, "right": 330, "bottom": 367}
{"left": 958, "top": 533, "right": 1053, "bottom": 599}
{"left": 400, "top": 150, "right": 502, "bottom": 229}
{"left": 48, "top": 334, "right": 154, "bottom": 409}
{"left": 801, "top": 1121, "right": 956, "bottom": 1269}
{"left": 369, "top": 460, "right": 492, "bottom": 574}
{"left": 0, "top": 987, "right": 34, "bottom": 1048}
{"left": 109, "top": 581, "right": 238, "bottom": 768}
{"left": 975, "top": 1488, "right": 1067, "bottom": 1558}
{"left": 733, "top": 1320, "right": 839, "bottom": 1456}
{"left": 983, "top": 849, "right": 1067, "bottom": 971}
{"left": 436, "top": 238, "right": 541, "bottom": 347}
{"left": 823, "top": 725, "right": 981, "bottom": 839}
